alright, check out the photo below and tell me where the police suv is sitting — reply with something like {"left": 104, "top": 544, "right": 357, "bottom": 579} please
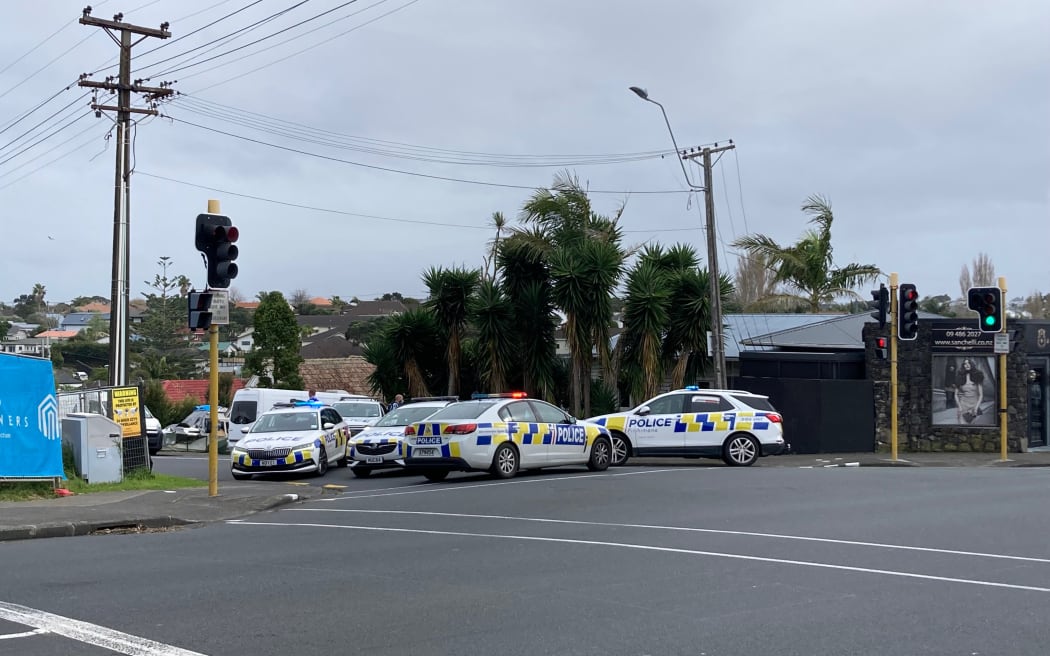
{"left": 347, "top": 396, "right": 457, "bottom": 477}
{"left": 587, "top": 387, "right": 787, "bottom": 467}
{"left": 401, "top": 393, "right": 613, "bottom": 482}
{"left": 230, "top": 401, "right": 349, "bottom": 479}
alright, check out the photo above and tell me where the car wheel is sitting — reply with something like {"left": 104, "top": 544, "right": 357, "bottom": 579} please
{"left": 490, "top": 443, "right": 519, "bottom": 479}
{"left": 231, "top": 470, "right": 251, "bottom": 481}
{"left": 315, "top": 446, "right": 329, "bottom": 477}
{"left": 423, "top": 469, "right": 449, "bottom": 482}
{"left": 610, "top": 432, "right": 631, "bottom": 466}
{"left": 722, "top": 433, "right": 759, "bottom": 467}
{"left": 587, "top": 436, "right": 612, "bottom": 472}
{"left": 351, "top": 467, "right": 372, "bottom": 478}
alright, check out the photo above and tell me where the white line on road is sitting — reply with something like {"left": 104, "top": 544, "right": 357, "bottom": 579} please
{"left": 0, "top": 628, "right": 47, "bottom": 640}
{"left": 0, "top": 601, "right": 206, "bottom": 655}
{"left": 316, "top": 468, "right": 694, "bottom": 501}
{"left": 227, "top": 521, "right": 1050, "bottom": 593}
{"left": 290, "top": 508, "right": 1050, "bottom": 565}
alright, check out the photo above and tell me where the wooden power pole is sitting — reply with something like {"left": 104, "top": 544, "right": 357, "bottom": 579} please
{"left": 683, "top": 143, "right": 735, "bottom": 390}
{"left": 77, "top": 7, "right": 172, "bottom": 387}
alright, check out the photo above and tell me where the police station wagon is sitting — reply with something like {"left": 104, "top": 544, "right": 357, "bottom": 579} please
{"left": 229, "top": 402, "right": 349, "bottom": 479}
{"left": 587, "top": 387, "right": 787, "bottom": 467}
{"left": 401, "top": 393, "right": 613, "bottom": 482}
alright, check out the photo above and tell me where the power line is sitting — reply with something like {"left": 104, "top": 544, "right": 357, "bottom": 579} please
{"left": 0, "top": 126, "right": 107, "bottom": 190}
{"left": 0, "top": 92, "right": 91, "bottom": 155}
{"left": 136, "top": 170, "right": 703, "bottom": 233}
{"left": 189, "top": 0, "right": 421, "bottom": 92}
{"left": 171, "top": 97, "right": 675, "bottom": 167}
{"left": 0, "top": 112, "right": 92, "bottom": 169}
{"left": 152, "top": 0, "right": 366, "bottom": 78}
{"left": 0, "top": 33, "right": 97, "bottom": 102}
{"left": 0, "top": 81, "right": 79, "bottom": 136}
{"left": 130, "top": 0, "right": 308, "bottom": 75}
{"left": 161, "top": 114, "right": 691, "bottom": 195}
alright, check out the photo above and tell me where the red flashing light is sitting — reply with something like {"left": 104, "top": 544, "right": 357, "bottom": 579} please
{"left": 876, "top": 337, "right": 887, "bottom": 348}
{"left": 404, "top": 425, "right": 416, "bottom": 436}
{"left": 510, "top": 392, "right": 527, "bottom": 399}
{"left": 443, "top": 423, "right": 478, "bottom": 435}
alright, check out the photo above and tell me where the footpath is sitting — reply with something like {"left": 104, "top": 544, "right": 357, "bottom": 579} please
{"left": 3, "top": 451, "right": 1050, "bottom": 543}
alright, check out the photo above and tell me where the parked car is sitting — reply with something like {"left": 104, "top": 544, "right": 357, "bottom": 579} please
{"left": 144, "top": 405, "right": 164, "bottom": 455}
{"left": 163, "top": 405, "right": 230, "bottom": 448}
{"left": 230, "top": 401, "right": 349, "bottom": 479}
{"left": 586, "top": 386, "right": 787, "bottom": 467}
{"left": 347, "top": 397, "right": 457, "bottom": 477}
{"left": 331, "top": 397, "right": 385, "bottom": 437}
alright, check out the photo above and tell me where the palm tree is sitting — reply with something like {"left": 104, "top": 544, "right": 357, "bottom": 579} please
{"left": 481, "top": 211, "right": 507, "bottom": 282}
{"left": 520, "top": 172, "right": 626, "bottom": 417}
{"left": 363, "top": 338, "right": 405, "bottom": 402}
{"left": 470, "top": 279, "right": 517, "bottom": 393}
{"left": 423, "top": 266, "right": 480, "bottom": 396}
{"left": 731, "top": 195, "right": 881, "bottom": 312}
{"left": 382, "top": 308, "right": 442, "bottom": 398}
{"left": 32, "top": 283, "right": 46, "bottom": 316}
{"left": 497, "top": 233, "right": 558, "bottom": 400}
{"left": 618, "top": 261, "right": 670, "bottom": 401}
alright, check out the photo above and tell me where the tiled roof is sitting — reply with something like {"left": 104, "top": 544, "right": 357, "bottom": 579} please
{"left": 36, "top": 330, "right": 78, "bottom": 339}
{"left": 309, "top": 297, "right": 333, "bottom": 306}
{"left": 235, "top": 301, "right": 260, "bottom": 309}
{"left": 345, "top": 300, "right": 405, "bottom": 319}
{"left": 162, "top": 378, "right": 247, "bottom": 403}
{"left": 76, "top": 302, "right": 111, "bottom": 313}
{"left": 299, "top": 357, "right": 376, "bottom": 397}
{"left": 301, "top": 328, "right": 364, "bottom": 359}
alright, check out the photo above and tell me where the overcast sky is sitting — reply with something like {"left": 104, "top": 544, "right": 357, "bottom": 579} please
{"left": 2, "top": 0, "right": 1047, "bottom": 310}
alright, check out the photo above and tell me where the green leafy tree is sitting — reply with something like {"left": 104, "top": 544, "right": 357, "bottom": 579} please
{"left": 424, "top": 265, "right": 481, "bottom": 396}
{"left": 381, "top": 307, "right": 443, "bottom": 397}
{"left": 0, "top": 319, "right": 10, "bottom": 340}
{"left": 244, "top": 291, "right": 304, "bottom": 389}
{"left": 919, "top": 294, "right": 955, "bottom": 317}
{"left": 346, "top": 316, "right": 390, "bottom": 346}
{"left": 731, "top": 195, "right": 881, "bottom": 312}
{"left": 363, "top": 338, "right": 406, "bottom": 401}
{"left": 136, "top": 257, "right": 189, "bottom": 352}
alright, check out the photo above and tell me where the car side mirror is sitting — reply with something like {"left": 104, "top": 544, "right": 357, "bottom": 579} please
{"left": 565, "top": 415, "right": 577, "bottom": 424}
{"left": 636, "top": 406, "right": 651, "bottom": 417}
{"left": 241, "top": 426, "right": 250, "bottom": 433}
{"left": 323, "top": 422, "right": 335, "bottom": 430}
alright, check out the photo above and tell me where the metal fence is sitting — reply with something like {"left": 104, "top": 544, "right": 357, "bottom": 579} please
{"left": 57, "top": 387, "right": 151, "bottom": 474}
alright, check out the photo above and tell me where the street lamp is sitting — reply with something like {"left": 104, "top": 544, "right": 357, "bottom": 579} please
{"left": 629, "top": 86, "right": 728, "bottom": 389}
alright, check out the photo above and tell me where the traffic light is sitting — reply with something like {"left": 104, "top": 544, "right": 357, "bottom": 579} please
{"left": 873, "top": 336, "right": 887, "bottom": 361}
{"left": 195, "top": 213, "right": 239, "bottom": 288}
{"left": 188, "top": 290, "right": 213, "bottom": 331}
{"left": 898, "top": 283, "right": 919, "bottom": 341}
{"left": 968, "top": 286, "right": 1003, "bottom": 332}
{"left": 868, "top": 284, "right": 889, "bottom": 328}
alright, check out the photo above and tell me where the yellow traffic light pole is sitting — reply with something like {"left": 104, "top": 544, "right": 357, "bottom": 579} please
{"left": 889, "top": 272, "right": 899, "bottom": 461}
{"left": 207, "top": 198, "right": 221, "bottom": 497}
{"left": 999, "top": 276, "right": 1008, "bottom": 462}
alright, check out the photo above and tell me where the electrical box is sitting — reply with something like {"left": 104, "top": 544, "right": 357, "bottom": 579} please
{"left": 62, "top": 413, "right": 123, "bottom": 484}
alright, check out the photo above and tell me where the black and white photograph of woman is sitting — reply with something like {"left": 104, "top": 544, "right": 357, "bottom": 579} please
{"left": 932, "top": 355, "right": 997, "bottom": 426}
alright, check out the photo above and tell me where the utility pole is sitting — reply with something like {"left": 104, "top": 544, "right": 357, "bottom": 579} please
{"left": 683, "top": 143, "right": 735, "bottom": 390}
{"left": 77, "top": 7, "right": 172, "bottom": 387}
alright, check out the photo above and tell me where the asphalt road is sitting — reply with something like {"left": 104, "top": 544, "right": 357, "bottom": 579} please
{"left": 4, "top": 466, "right": 1050, "bottom": 655}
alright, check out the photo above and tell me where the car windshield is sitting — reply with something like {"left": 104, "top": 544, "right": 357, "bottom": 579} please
{"left": 426, "top": 401, "right": 497, "bottom": 420}
{"left": 732, "top": 395, "right": 776, "bottom": 412}
{"left": 333, "top": 402, "right": 382, "bottom": 418}
{"left": 229, "top": 400, "right": 257, "bottom": 424}
{"left": 374, "top": 406, "right": 443, "bottom": 427}
{"left": 251, "top": 412, "right": 318, "bottom": 433}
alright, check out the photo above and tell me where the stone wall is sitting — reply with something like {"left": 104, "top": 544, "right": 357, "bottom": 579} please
{"left": 863, "top": 320, "right": 1031, "bottom": 453}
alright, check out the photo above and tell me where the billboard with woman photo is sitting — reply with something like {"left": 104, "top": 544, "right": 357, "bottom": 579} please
{"left": 931, "top": 355, "right": 997, "bottom": 426}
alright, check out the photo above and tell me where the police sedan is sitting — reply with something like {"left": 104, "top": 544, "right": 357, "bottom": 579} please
{"left": 347, "top": 397, "right": 457, "bottom": 477}
{"left": 401, "top": 393, "right": 613, "bottom": 482}
{"left": 587, "top": 386, "right": 786, "bottom": 467}
{"left": 230, "top": 402, "right": 349, "bottom": 479}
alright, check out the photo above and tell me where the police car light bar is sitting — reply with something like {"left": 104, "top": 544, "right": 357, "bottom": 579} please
{"left": 470, "top": 392, "right": 528, "bottom": 399}
{"left": 410, "top": 396, "right": 460, "bottom": 403}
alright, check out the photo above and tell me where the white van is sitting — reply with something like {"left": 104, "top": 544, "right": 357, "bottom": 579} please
{"left": 227, "top": 388, "right": 366, "bottom": 446}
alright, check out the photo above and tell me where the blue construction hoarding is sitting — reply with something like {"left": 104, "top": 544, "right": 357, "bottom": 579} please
{"left": 0, "top": 353, "right": 64, "bottom": 479}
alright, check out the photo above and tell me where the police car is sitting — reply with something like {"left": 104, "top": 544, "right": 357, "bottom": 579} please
{"left": 331, "top": 397, "right": 386, "bottom": 437}
{"left": 401, "top": 393, "right": 613, "bottom": 482}
{"left": 587, "top": 387, "right": 787, "bottom": 467}
{"left": 229, "top": 402, "right": 350, "bottom": 480}
{"left": 347, "top": 397, "right": 457, "bottom": 478}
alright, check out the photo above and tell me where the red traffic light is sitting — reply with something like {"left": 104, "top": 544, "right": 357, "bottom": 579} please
{"left": 218, "top": 225, "right": 239, "bottom": 243}
{"left": 903, "top": 289, "right": 918, "bottom": 301}
{"left": 876, "top": 337, "right": 887, "bottom": 348}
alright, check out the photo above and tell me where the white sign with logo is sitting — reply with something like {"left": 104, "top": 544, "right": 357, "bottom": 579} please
{"left": 993, "top": 333, "right": 1009, "bottom": 354}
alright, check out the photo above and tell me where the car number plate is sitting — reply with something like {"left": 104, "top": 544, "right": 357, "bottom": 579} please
{"left": 366, "top": 456, "right": 383, "bottom": 464}
{"left": 414, "top": 448, "right": 439, "bottom": 457}
{"left": 256, "top": 459, "right": 277, "bottom": 466}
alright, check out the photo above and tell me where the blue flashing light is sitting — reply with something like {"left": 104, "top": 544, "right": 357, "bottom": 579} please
{"left": 292, "top": 400, "right": 325, "bottom": 407}
{"left": 194, "top": 404, "right": 211, "bottom": 411}
{"left": 683, "top": 385, "right": 700, "bottom": 391}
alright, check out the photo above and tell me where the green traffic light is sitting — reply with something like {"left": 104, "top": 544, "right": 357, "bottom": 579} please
{"left": 984, "top": 315, "right": 996, "bottom": 326}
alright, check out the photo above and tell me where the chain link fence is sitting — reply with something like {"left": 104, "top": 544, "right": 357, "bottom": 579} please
{"left": 58, "top": 386, "right": 151, "bottom": 474}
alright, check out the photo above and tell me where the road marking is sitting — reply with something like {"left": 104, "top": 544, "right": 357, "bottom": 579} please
{"left": 227, "top": 521, "right": 1050, "bottom": 593}
{"left": 156, "top": 456, "right": 229, "bottom": 461}
{"left": 0, "top": 601, "right": 206, "bottom": 655}
{"left": 316, "top": 468, "right": 692, "bottom": 501}
{"left": 290, "top": 509, "right": 1050, "bottom": 565}
{"left": 0, "top": 628, "right": 47, "bottom": 639}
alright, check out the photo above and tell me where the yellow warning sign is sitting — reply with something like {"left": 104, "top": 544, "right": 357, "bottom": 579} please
{"left": 110, "top": 386, "right": 142, "bottom": 438}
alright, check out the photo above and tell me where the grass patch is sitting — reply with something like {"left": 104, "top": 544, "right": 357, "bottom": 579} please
{"left": 0, "top": 466, "right": 205, "bottom": 502}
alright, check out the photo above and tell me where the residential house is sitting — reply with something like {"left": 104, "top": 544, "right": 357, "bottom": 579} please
{"left": 0, "top": 337, "right": 51, "bottom": 357}
{"left": 162, "top": 378, "right": 248, "bottom": 404}
{"left": 233, "top": 328, "right": 255, "bottom": 352}
{"left": 299, "top": 357, "right": 376, "bottom": 398}
{"left": 35, "top": 329, "right": 78, "bottom": 341}
{"left": 344, "top": 300, "right": 405, "bottom": 322}
{"left": 301, "top": 328, "right": 365, "bottom": 359}
{"left": 2, "top": 322, "right": 40, "bottom": 340}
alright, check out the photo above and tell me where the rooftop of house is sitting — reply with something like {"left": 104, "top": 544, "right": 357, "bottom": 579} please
{"left": 299, "top": 356, "right": 376, "bottom": 398}
{"left": 35, "top": 330, "right": 78, "bottom": 339}
{"left": 301, "top": 328, "right": 365, "bottom": 359}
{"left": 162, "top": 378, "right": 248, "bottom": 404}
